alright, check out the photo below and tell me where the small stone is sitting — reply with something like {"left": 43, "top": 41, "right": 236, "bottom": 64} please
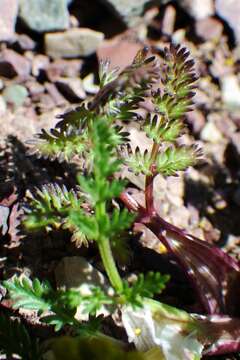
{"left": 221, "top": 75, "right": 240, "bottom": 108}
{"left": 0, "top": 49, "right": 31, "bottom": 78}
{"left": 45, "top": 82, "right": 67, "bottom": 106}
{"left": 195, "top": 17, "right": 223, "bottom": 41}
{"left": 45, "top": 59, "right": 83, "bottom": 82}
{"left": 3, "top": 84, "right": 28, "bottom": 108}
{"left": 16, "top": 34, "right": 36, "bottom": 51}
{"left": 25, "top": 81, "right": 45, "bottom": 99}
{"left": 45, "top": 28, "right": 104, "bottom": 58}
{"left": 32, "top": 55, "right": 50, "bottom": 77}
{"left": 56, "top": 77, "right": 86, "bottom": 100}
{"left": 179, "top": 0, "right": 214, "bottom": 20}
{"left": 19, "top": 0, "right": 69, "bottom": 33}
{"left": 37, "top": 94, "right": 56, "bottom": 111}
{"left": 216, "top": 0, "right": 240, "bottom": 43}
{"left": 0, "top": 0, "right": 18, "bottom": 41}
{"left": 161, "top": 5, "right": 176, "bottom": 36}
{"left": 201, "top": 121, "right": 223, "bottom": 143}
{"left": 0, "top": 96, "right": 7, "bottom": 116}
{"left": 82, "top": 73, "right": 99, "bottom": 94}
{"left": 186, "top": 110, "right": 205, "bottom": 134}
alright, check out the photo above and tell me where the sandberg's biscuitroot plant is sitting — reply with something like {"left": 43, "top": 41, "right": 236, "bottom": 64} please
{"left": 3, "top": 44, "right": 240, "bottom": 359}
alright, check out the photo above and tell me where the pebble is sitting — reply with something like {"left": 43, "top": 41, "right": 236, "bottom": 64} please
{"left": 221, "top": 74, "right": 240, "bottom": 108}
{"left": 200, "top": 121, "right": 223, "bottom": 143}
{"left": 3, "top": 84, "right": 28, "bottom": 108}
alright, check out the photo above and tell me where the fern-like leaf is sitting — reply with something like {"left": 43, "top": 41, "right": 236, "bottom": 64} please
{"left": 144, "top": 113, "right": 184, "bottom": 143}
{"left": 24, "top": 183, "right": 82, "bottom": 230}
{"left": 4, "top": 276, "right": 52, "bottom": 311}
{"left": 28, "top": 106, "right": 89, "bottom": 162}
{"left": 121, "top": 272, "right": 169, "bottom": 308}
{"left": 152, "top": 44, "right": 197, "bottom": 122}
{"left": 156, "top": 145, "right": 202, "bottom": 176}
{"left": 125, "top": 146, "right": 153, "bottom": 176}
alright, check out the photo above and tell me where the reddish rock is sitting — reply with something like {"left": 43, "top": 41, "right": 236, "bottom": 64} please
{"left": 45, "top": 83, "right": 67, "bottom": 106}
{"left": 195, "top": 17, "right": 223, "bottom": 41}
{"left": 97, "top": 35, "right": 142, "bottom": 71}
{"left": 0, "top": 49, "right": 31, "bottom": 78}
{"left": 45, "top": 59, "right": 83, "bottom": 82}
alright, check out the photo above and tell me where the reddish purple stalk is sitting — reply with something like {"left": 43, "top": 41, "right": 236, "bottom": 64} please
{"left": 119, "top": 177, "right": 240, "bottom": 355}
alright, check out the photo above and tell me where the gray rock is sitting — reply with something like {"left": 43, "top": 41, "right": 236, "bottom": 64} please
{"left": 0, "top": 0, "right": 18, "bottom": 41}
{"left": 216, "top": 0, "right": 240, "bottom": 43}
{"left": 19, "top": 0, "right": 69, "bottom": 33}
{"left": 103, "top": 0, "right": 168, "bottom": 25}
{"left": 3, "top": 84, "right": 28, "bottom": 108}
{"left": 45, "top": 28, "right": 104, "bottom": 58}
{"left": 179, "top": 0, "right": 214, "bottom": 20}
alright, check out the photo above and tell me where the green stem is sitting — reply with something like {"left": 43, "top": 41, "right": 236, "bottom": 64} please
{"left": 98, "top": 237, "right": 123, "bottom": 292}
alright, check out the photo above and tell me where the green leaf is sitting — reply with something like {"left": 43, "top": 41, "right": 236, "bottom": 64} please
{"left": 4, "top": 276, "right": 52, "bottom": 311}
{"left": 28, "top": 106, "right": 90, "bottom": 162}
{"left": 24, "top": 183, "right": 83, "bottom": 231}
{"left": 156, "top": 146, "right": 201, "bottom": 176}
{"left": 126, "top": 147, "right": 153, "bottom": 176}
{"left": 121, "top": 272, "right": 170, "bottom": 308}
{"left": 144, "top": 114, "right": 184, "bottom": 143}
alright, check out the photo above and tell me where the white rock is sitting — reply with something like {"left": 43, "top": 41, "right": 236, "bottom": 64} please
{"left": 55, "top": 256, "right": 111, "bottom": 321}
{"left": 179, "top": 0, "right": 214, "bottom": 20}
{"left": 221, "top": 74, "right": 240, "bottom": 108}
{"left": 201, "top": 121, "right": 223, "bottom": 143}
